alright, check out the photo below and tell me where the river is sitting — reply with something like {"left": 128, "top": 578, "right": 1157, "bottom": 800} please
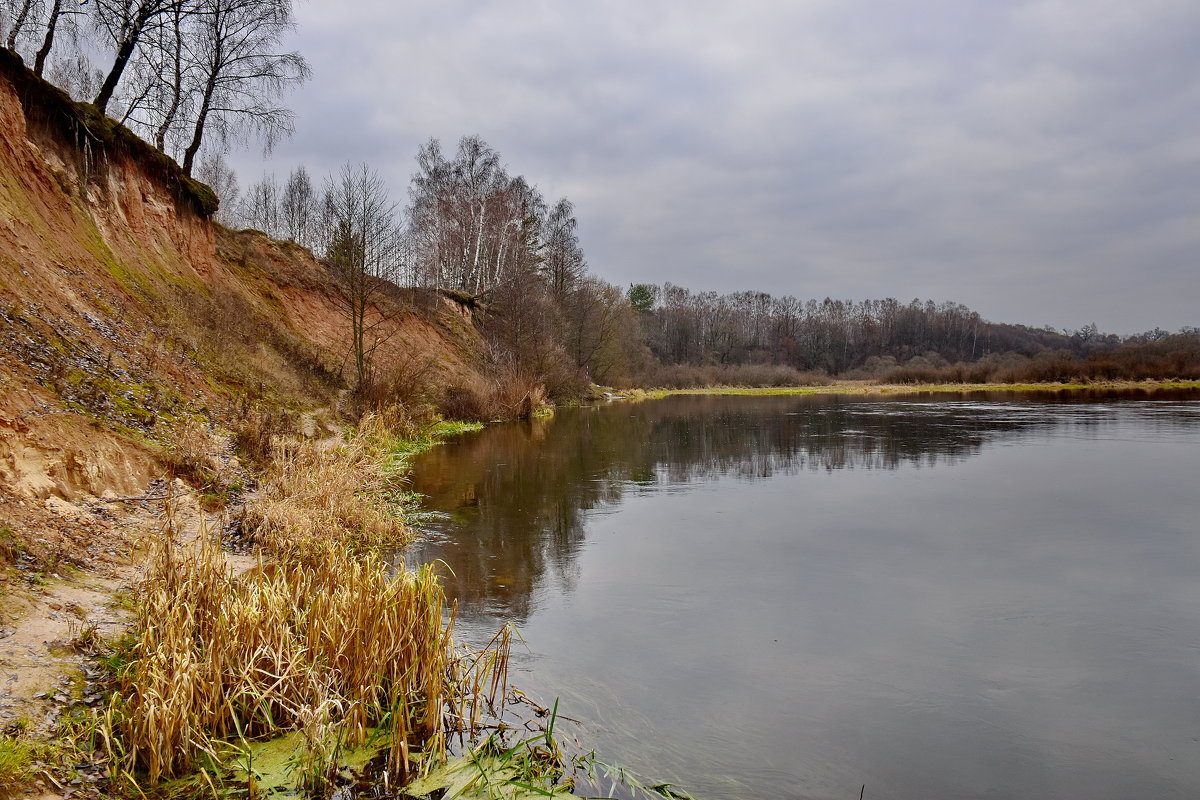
{"left": 404, "top": 390, "right": 1200, "bottom": 800}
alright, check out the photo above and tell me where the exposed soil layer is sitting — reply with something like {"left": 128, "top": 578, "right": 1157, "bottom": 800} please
{"left": 0, "top": 51, "right": 491, "bottom": 797}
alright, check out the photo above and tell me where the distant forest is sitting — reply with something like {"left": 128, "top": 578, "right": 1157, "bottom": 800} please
{"left": 625, "top": 286, "right": 1200, "bottom": 388}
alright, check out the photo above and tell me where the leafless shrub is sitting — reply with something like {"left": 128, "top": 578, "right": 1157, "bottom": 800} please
{"left": 230, "top": 400, "right": 294, "bottom": 468}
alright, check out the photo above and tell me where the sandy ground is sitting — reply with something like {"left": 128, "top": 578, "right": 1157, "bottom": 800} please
{"left": 0, "top": 482, "right": 244, "bottom": 798}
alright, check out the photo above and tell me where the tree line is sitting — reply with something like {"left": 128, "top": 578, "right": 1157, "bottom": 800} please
{"left": 222, "top": 135, "right": 1200, "bottom": 403}
{"left": 1, "top": 0, "right": 307, "bottom": 176}
{"left": 626, "top": 284, "right": 1200, "bottom": 387}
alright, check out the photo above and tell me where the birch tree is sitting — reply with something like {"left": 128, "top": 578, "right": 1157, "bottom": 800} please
{"left": 178, "top": 0, "right": 308, "bottom": 176}
{"left": 91, "top": 0, "right": 189, "bottom": 113}
{"left": 3, "top": 0, "right": 42, "bottom": 52}
{"left": 407, "top": 135, "right": 544, "bottom": 295}
{"left": 281, "top": 164, "right": 314, "bottom": 247}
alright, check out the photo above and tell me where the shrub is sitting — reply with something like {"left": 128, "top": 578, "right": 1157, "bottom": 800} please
{"left": 230, "top": 401, "right": 294, "bottom": 468}
{"left": 438, "top": 374, "right": 549, "bottom": 421}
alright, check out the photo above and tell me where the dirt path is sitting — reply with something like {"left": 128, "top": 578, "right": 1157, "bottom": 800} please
{"left": 0, "top": 482, "right": 229, "bottom": 736}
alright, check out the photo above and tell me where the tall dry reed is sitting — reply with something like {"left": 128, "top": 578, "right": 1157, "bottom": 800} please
{"left": 102, "top": 533, "right": 457, "bottom": 786}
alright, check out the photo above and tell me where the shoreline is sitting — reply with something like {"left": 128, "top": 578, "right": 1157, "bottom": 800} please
{"left": 623, "top": 379, "right": 1200, "bottom": 400}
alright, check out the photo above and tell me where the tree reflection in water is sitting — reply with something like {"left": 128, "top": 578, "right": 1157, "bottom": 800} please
{"left": 402, "top": 390, "right": 1198, "bottom": 620}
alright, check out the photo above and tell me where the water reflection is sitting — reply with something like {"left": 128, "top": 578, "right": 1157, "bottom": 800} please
{"left": 404, "top": 390, "right": 1198, "bottom": 619}
{"left": 403, "top": 390, "right": 1200, "bottom": 800}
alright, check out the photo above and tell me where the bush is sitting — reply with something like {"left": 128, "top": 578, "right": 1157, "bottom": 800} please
{"left": 230, "top": 401, "right": 294, "bottom": 468}
{"left": 348, "top": 353, "right": 441, "bottom": 421}
{"left": 438, "top": 374, "right": 548, "bottom": 421}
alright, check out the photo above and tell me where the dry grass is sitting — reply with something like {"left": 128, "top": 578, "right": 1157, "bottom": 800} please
{"left": 230, "top": 400, "right": 294, "bottom": 468}
{"left": 241, "top": 414, "right": 412, "bottom": 558}
{"left": 440, "top": 375, "right": 549, "bottom": 421}
{"left": 161, "top": 418, "right": 222, "bottom": 487}
{"left": 100, "top": 533, "right": 459, "bottom": 788}
{"left": 99, "top": 409, "right": 516, "bottom": 794}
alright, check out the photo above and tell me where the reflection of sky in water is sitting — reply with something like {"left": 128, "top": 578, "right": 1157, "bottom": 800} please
{"left": 405, "top": 391, "right": 1200, "bottom": 800}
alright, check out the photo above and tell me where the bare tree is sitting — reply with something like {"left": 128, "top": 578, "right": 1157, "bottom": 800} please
{"left": 193, "top": 149, "right": 238, "bottom": 224}
{"left": 110, "top": 3, "right": 190, "bottom": 144}
{"left": 321, "top": 163, "right": 402, "bottom": 388}
{"left": 32, "top": 0, "right": 87, "bottom": 76}
{"left": 407, "top": 135, "right": 548, "bottom": 295}
{"left": 280, "top": 163, "right": 314, "bottom": 247}
{"left": 149, "top": 2, "right": 190, "bottom": 149}
{"left": 3, "top": 0, "right": 41, "bottom": 52}
{"left": 178, "top": 0, "right": 308, "bottom": 176}
{"left": 91, "top": 0, "right": 190, "bottom": 113}
{"left": 45, "top": 47, "right": 103, "bottom": 99}
{"left": 240, "top": 171, "right": 279, "bottom": 234}
{"left": 563, "top": 277, "right": 640, "bottom": 383}
{"left": 542, "top": 197, "right": 585, "bottom": 302}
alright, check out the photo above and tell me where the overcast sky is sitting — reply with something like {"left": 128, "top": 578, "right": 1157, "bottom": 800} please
{"left": 233, "top": 0, "right": 1200, "bottom": 335}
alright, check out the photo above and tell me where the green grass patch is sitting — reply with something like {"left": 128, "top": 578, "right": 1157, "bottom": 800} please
{"left": 0, "top": 736, "right": 36, "bottom": 798}
{"left": 379, "top": 419, "right": 485, "bottom": 475}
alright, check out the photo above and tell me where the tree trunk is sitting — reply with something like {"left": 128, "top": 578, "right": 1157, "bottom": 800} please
{"left": 95, "top": 37, "right": 139, "bottom": 114}
{"left": 181, "top": 78, "right": 215, "bottom": 176}
{"left": 153, "top": 8, "right": 185, "bottom": 152}
{"left": 32, "top": 0, "right": 64, "bottom": 76}
{"left": 5, "top": 0, "right": 35, "bottom": 51}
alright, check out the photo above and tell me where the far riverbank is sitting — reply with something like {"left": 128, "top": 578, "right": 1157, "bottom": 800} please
{"left": 623, "top": 379, "right": 1200, "bottom": 400}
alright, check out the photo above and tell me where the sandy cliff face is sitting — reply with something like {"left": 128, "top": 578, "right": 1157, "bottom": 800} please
{"left": 0, "top": 66, "right": 172, "bottom": 500}
{"left": 0, "top": 54, "right": 480, "bottom": 510}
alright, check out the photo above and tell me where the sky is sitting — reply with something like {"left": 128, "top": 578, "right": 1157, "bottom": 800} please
{"left": 232, "top": 0, "right": 1200, "bottom": 336}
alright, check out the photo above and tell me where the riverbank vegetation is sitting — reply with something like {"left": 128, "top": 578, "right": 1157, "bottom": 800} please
{"left": 628, "top": 379, "right": 1200, "bottom": 400}
{"left": 100, "top": 535, "right": 456, "bottom": 790}
{"left": 86, "top": 413, "right": 525, "bottom": 797}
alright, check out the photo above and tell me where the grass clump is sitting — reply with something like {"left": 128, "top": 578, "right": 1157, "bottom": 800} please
{"left": 230, "top": 401, "right": 294, "bottom": 468}
{"left": 0, "top": 736, "right": 35, "bottom": 799}
{"left": 0, "top": 526, "right": 23, "bottom": 567}
{"left": 242, "top": 408, "right": 482, "bottom": 557}
{"left": 99, "top": 534, "right": 460, "bottom": 789}
{"left": 242, "top": 425, "right": 409, "bottom": 558}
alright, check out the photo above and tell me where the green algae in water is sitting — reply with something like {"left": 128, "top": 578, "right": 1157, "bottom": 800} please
{"left": 222, "top": 730, "right": 383, "bottom": 795}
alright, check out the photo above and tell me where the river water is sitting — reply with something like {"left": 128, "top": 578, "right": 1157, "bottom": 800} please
{"left": 404, "top": 390, "right": 1200, "bottom": 800}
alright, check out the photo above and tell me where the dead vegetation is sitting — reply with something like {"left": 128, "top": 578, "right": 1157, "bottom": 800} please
{"left": 93, "top": 407, "right": 522, "bottom": 796}
{"left": 240, "top": 410, "right": 416, "bottom": 559}
{"left": 98, "top": 532, "right": 459, "bottom": 789}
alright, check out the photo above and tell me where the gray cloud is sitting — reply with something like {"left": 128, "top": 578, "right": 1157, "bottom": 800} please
{"left": 234, "top": 0, "right": 1200, "bottom": 334}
